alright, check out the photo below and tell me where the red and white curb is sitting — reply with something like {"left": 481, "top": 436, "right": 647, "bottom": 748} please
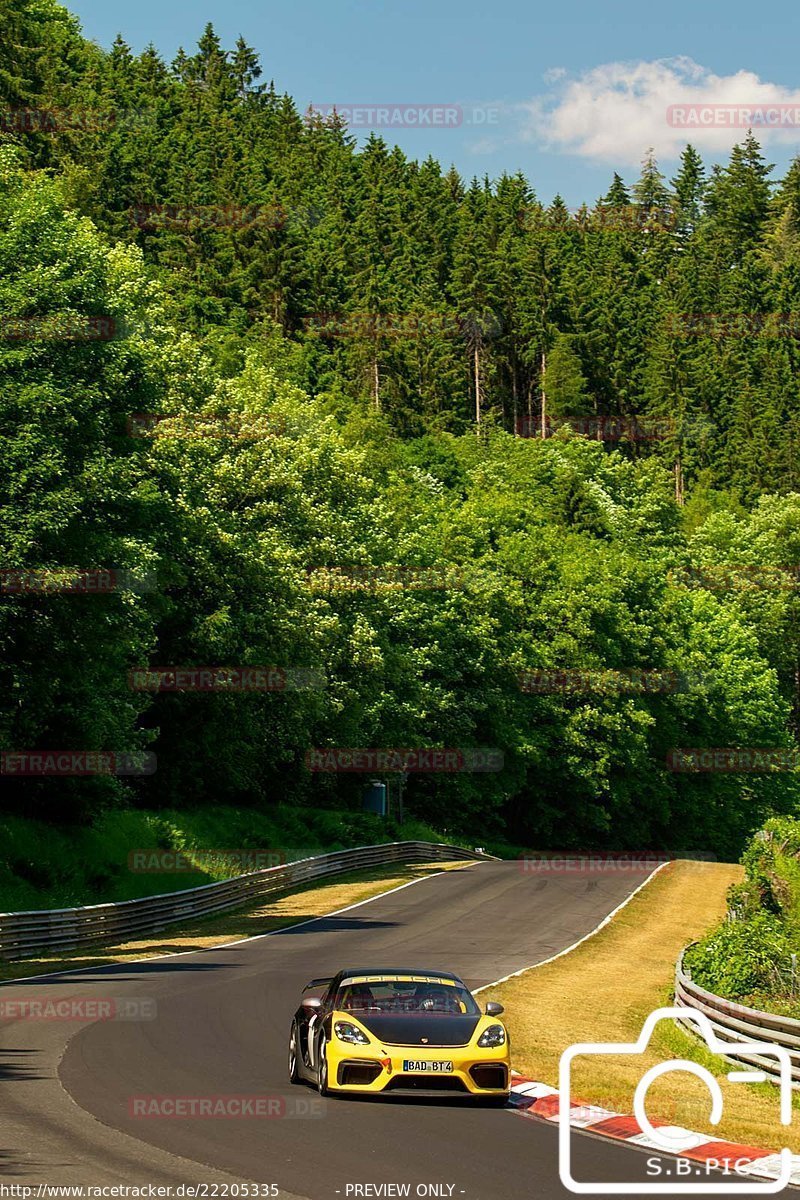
{"left": 509, "top": 1073, "right": 800, "bottom": 1186}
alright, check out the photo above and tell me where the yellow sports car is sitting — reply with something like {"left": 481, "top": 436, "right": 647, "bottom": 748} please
{"left": 288, "top": 967, "right": 510, "bottom": 1103}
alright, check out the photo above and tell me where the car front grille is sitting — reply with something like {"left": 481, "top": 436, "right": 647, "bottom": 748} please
{"left": 337, "top": 1061, "right": 384, "bottom": 1087}
{"left": 384, "top": 1075, "right": 469, "bottom": 1093}
{"left": 469, "top": 1064, "right": 508, "bottom": 1090}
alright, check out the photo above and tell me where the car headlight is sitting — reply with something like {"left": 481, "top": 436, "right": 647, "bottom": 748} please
{"left": 477, "top": 1023, "right": 506, "bottom": 1048}
{"left": 334, "top": 1020, "right": 370, "bottom": 1045}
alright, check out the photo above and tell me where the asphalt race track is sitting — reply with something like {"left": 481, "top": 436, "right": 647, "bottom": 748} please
{"left": 0, "top": 860, "right": 750, "bottom": 1199}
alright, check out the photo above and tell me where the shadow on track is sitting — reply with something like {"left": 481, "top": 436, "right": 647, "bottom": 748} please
{"left": 273, "top": 916, "right": 398, "bottom": 936}
{"left": 0, "top": 1048, "right": 45, "bottom": 1081}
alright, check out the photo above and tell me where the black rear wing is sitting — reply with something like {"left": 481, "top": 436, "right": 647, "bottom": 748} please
{"left": 302, "top": 977, "right": 333, "bottom": 992}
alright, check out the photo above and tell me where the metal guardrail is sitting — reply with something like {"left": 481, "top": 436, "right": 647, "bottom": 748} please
{"left": 676, "top": 947, "right": 800, "bottom": 1085}
{"left": 0, "top": 841, "right": 488, "bottom": 962}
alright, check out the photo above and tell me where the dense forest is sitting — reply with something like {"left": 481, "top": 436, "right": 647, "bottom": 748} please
{"left": 3, "top": 0, "right": 800, "bottom": 860}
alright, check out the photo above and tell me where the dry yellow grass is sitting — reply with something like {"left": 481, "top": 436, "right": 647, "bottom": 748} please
{"left": 492, "top": 860, "right": 800, "bottom": 1153}
{"left": 0, "top": 859, "right": 474, "bottom": 984}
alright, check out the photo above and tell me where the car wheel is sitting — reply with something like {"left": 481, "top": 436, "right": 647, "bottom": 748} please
{"left": 288, "top": 1022, "right": 301, "bottom": 1085}
{"left": 317, "top": 1032, "right": 330, "bottom": 1096}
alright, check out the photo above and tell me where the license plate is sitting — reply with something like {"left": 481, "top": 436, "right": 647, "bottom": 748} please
{"left": 402, "top": 1060, "right": 453, "bottom": 1073}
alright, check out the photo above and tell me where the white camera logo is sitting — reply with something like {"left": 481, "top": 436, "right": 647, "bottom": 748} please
{"left": 558, "top": 1006, "right": 793, "bottom": 1194}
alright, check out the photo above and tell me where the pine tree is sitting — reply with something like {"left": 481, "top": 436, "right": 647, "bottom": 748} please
{"left": 706, "top": 133, "right": 773, "bottom": 255}
{"left": 633, "top": 149, "right": 670, "bottom": 223}
{"left": 775, "top": 156, "right": 800, "bottom": 224}
{"left": 671, "top": 145, "right": 706, "bottom": 235}
{"left": 172, "top": 47, "right": 192, "bottom": 84}
{"left": 231, "top": 36, "right": 263, "bottom": 100}
{"left": 544, "top": 336, "right": 590, "bottom": 421}
{"left": 601, "top": 173, "right": 631, "bottom": 209}
{"left": 763, "top": 157, "right": 800, "bottom": 268}
{"left": 451, "top": 180, "right": 501, "bottom": 428}
{"left": 547, "top": 195, "right": 572, "bottom": 226}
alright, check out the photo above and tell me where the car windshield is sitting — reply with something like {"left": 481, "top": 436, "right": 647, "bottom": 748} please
{"left": 336, "top": 979, "right": 480, "bottom": 1016}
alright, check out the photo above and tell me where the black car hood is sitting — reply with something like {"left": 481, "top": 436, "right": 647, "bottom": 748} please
{"left": 351, "top": 1013, "right": 480, "bottom": 1047}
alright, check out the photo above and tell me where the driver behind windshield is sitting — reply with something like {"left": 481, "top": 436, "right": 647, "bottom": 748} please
{"left": 413, "top": 984, "right": 463, "bottom": 1012}
{"left": 337, "top": 979, "right": 472, "bottom": 1014}
{"left": 340, "top": 984, "right": 375, "bottom": 1011}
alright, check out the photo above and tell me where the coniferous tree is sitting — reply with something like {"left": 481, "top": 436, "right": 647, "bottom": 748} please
{"left": 601, "top": 172, "right": 631, "bottom": 209}
{"left": 451, "top": 179, "right": 501, "bottom": 428}
{"left": 671, "top": 144, "right": 706, "bottom": 235}
{"left": 231, "top": 36, "right": 263, "bottom": 99}
{"left": 706, "top": 133, "right": 773, "bottom": 255}
{"left": 633, "top": 149, "right": 671, "bottom": 224}
{"left": 544, "top": 336, "right": 591, "bottom": 422}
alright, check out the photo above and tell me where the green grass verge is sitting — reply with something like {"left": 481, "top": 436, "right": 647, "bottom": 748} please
{"left": 0, "top": 805, "right": 466, "bottom": 911}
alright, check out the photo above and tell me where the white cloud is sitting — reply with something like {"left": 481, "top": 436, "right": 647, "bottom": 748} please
{"left": 465, "top": 136, "right": 501, "bottom": 155}
{"left": 521, "top": 57, "right": 800, "bottom": 165}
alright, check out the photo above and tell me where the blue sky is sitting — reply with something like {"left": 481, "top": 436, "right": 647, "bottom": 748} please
{"left": 68, "top": 0, "right": 800, "bottom": 207}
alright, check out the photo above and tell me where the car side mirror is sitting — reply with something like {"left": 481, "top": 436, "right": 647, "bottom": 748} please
{"left": 302, "top": 996, "right": 322, "bottom": 1011}
{"left": 485, "top": 1001, "right": 504, "bottom": 1016}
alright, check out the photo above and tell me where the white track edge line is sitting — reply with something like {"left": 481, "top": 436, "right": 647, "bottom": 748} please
{"left": 474, "top": 860, "right": 670, "bottom": 992}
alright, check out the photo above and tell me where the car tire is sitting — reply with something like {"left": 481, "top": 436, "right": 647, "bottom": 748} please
{"left": 317, "top": 1032, "right": 330, "bottom": 1096}
{"left": 288, "top": 1022, "right": 301, "bottom": 1085}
